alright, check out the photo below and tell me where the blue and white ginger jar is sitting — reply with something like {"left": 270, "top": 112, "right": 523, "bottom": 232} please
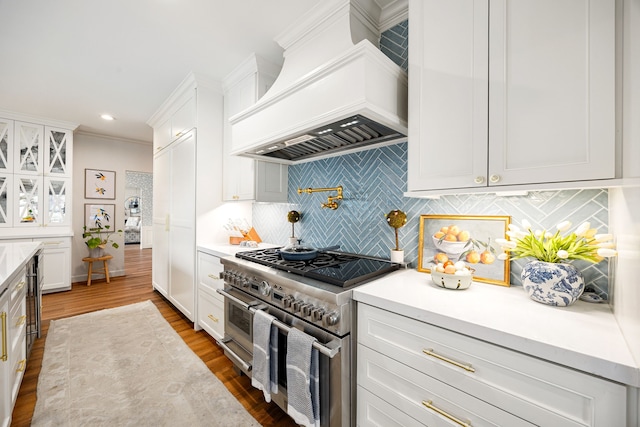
{"left": 521, "top": 261, "right": 585, "bottom": 307}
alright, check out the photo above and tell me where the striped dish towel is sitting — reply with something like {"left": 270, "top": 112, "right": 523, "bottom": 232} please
{"left": 286, "top": 327, "right": 320, "bottom": 427}
{"left": 251, "top": 310, "right": 278, "bottom": 402}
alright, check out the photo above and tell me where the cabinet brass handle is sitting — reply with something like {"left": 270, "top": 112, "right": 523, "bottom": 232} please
{"left": 474, "top": 176, "right": 485, "bottom": 184}
{"left": 1, "top": 312, "right": 7, "bottom": 362}
{"left": 489, "top": 174, "right": 501, "bottom": 183}
{"left": 207, "top": 274, "right": 220, "bottom": 280}
{"left": 207, "top": 314, "right": 219, "bottom": 323}
{"left": 16, "top": 315, "right": 26, "bottom": 326}
{"left": 14, "top": 281, "right": 26, "bottom": 292}
{"left": 16, "top": 359, "right": 27, "bottom": 372}
{"left": 423, "top": 348, "right": 475, "bottom": 373}
{"left": 422, "top": 400, "right": 471, "bottom": 426}
{"left": 42, "top": 241, "right": 62, "bottom": 245}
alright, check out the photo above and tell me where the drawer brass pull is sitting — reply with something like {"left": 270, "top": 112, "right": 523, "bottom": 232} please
{"left": 207, "top": 314, "right": 219, "bottom": 323}
{"left": 17, "top": 359, "right": 26, "bottom": 372}
{"left": 422, "top": 400, "right": 471, "bottom": 427}
{"left": 16, "top": 315, "right": 26, "bottom": 326}
{"left": 1, "top": 312, "right": 7, "bottom": 362}
{"left": 14, "top": 281, "right": 26, "bottom": 292}
{"left": 207, "top": 274, "right": 219, "bottom": 280}
{"left": 423, "top": 348, "right": 475, "bottom": 373}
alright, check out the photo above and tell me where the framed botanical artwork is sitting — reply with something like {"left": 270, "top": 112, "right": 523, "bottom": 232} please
{"left": 85, "top": 168, "right": 116, "bottom": 199}
{"left": 85, "top": 204, "right": 115, "bottom": 230}
{"left": 418, "top": 214, "right": 511, "bottom": 287}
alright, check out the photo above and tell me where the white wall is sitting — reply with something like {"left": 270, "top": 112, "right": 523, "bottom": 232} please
{"left": 72, "top": 133, "right": 152, "bottom": 282}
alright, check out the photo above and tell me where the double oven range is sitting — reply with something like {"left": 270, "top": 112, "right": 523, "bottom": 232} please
{"left": 217, "top": 247, "right": 400, "bottom": 427}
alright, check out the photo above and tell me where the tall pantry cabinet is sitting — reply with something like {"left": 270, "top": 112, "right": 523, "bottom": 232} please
{"left": 147, "top": 73, "right": 223, "bottom": 321}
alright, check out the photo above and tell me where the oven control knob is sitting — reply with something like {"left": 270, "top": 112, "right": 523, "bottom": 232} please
{"left": 301, "top": 304, "right": 313, "bottom": 317}
{"left": 282, "top": 295, "right": 294, "bottom": 308}
{"left": 292, "top": 300, "right": 304, "bottom": 312}
{"left": 259, "top": 280, "right": 271, "bottom": 296}
{"left": 311, "top": 308, "right": 325, "bottom": 322}
{"left": 325, "top": 311, "right": 340, "bottom": 326}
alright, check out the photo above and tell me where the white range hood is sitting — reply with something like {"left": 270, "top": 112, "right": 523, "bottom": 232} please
{"left": 230, "top": 0, "right": 408, "bottom": 164}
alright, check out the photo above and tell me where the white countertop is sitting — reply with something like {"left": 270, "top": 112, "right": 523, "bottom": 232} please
{"left": 353, "top": 268, "right": 639, "bottom": 387}
{"left": 0, "top": 241, "right": 42, "bottom": 292}
{"left": 197, "top": 242, "right": 280, "bottom": 258}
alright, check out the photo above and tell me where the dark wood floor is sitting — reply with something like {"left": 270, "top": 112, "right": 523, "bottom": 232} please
{"left": 11, "top": 245, "right": 297, "bottom": 427}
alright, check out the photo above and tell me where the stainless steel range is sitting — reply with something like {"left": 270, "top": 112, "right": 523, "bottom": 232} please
{"left": 216, "top": 247, "right": 400, "bottom": 427}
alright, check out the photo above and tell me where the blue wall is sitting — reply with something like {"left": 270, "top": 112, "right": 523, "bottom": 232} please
{"left": 252, "top": 19, "right": 611, "bottom": 298}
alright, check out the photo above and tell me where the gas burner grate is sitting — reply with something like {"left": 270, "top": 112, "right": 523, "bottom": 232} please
{"left": 235, "top": 247, "right": 399, "bottom": 287}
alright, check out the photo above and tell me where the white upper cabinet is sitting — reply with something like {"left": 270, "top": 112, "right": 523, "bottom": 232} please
{"left": 407, "top": 0, "right": 616, "bottom": 193}
{"left": 14, "top": 122, "right": 43, "bottom": 175}
{"left": 152, "top": 90, "right": 196, "bottom": 153}
{"left": 0, "top": 115, "right": 76, "bottom": 230}
{"left": 44, "top": 126, "right": 72, "bottom": 177}
{"left": 222, "top": 54, "right": 288, "bottom": 203}
{"left": 0, "top": 118, "right": 13, "bottom": 173}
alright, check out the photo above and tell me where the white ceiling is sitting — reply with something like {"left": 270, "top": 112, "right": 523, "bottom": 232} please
{"left": 0, "top": 0, "right": 323, "bottom": 143}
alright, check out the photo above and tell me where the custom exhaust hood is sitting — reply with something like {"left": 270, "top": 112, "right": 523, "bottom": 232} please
{"left": 229, "top": 0, "right": 408, "bottom": 164}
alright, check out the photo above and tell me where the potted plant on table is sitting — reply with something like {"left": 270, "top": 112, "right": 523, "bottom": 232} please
{"left": 496, "top": 220, "right": 617, "bottom": 307}
{"left": 83, "top": 225, "right": 122, "bottom": 258}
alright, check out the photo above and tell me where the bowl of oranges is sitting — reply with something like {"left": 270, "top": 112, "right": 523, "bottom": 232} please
{"left": 431, "top": 260, "right": 474, "bottom": 290}
{"left": 432, "top": 225, "right": 471, "bottom": 255}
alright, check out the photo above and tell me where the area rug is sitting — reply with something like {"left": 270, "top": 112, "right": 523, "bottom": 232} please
{"left": 32, "top": 300, "right": 259, "bottom": 427}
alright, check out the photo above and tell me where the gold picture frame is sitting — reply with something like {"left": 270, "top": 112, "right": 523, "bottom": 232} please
{"left": 418, "top": 214, "right": 511, "bottom": 287}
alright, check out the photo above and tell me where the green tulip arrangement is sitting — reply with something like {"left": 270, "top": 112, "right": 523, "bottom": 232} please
{"left": 496, "top": 219, "right": 617, "bottom": 264}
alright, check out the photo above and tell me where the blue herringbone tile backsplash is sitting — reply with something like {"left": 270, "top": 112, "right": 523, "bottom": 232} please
{"left": 252, "top": 19, "right": 611, "bottom": 298}
{"left": 253, "top": 142, "right": 611, "bottom": 298}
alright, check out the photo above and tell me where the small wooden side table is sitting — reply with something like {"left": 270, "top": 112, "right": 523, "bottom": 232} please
{"left": 82, "top": 255, "right": 113, "bottom": 286}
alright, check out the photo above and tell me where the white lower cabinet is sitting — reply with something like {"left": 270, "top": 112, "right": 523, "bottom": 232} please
{"left": 39, "top": 237, "right": 71, "bottom": 293}
{"left": 1, "top": 267, "right": 27, "bottom": 427}
{"left": 1, "top": 286, "right": 10, "bottom": 427}
{"left": 357, "top": 303, "right": 627, "bottom": 427}
{"left": 195, "top": 250, "right": 225, "bottom": 341}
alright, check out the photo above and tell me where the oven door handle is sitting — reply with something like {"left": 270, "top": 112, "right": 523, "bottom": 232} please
{"left": 217, "top": 338, "right": 252, "bottom": 372}
{"left": 217, "top": 288, "right": 254, "bottom": 309}
{"left": 217, "top": 288, "right": 341, "bottom": 359}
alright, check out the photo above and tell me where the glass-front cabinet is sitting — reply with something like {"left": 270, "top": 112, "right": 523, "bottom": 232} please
{"left": 0, "top": 119, "right": 13, "bottom": 173}
{"left": 14, "top": 121, "right": 43, "bottom": 175}
{"left": 0, "top": 117, "right": 74, "bottom": 228}
{"left": 45, "top": 127, "right": 72, "bottom": 177}
{"left": 0, "top": 174, "right": 12, "bottom": 226}
{"left": 44, "top": 177, "right": 70, "bottom": 226}
{"left": 15, "top": 174, "right": 41, "bottom": 227}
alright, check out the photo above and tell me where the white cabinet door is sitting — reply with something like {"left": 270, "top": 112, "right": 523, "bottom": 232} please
{"left": 488, "top": 0, "right": 615, "bottom": 186}
{"left": 170, "top": 94, "right": 196, "bottom": 141}
{"left": 13, "top": 175, "right": 42, "bottom": 227}
{"left": 40, "top": 238, "right": 71, "bottom": 293}
{"left": 43, "top": 177, "right": 71, "bottom": 227}
{"left": 408, "top": 0, "right": 488, "bottom": 192}
{"left": 153, "top": 117, "right": 172, "bottom": 154}
{"left": 152, "top": 148, "right": 170, "bottom": 297}
{"left": 168, "top": 132, "right": 196, "bottom": 320}
{"left": 44, "top": 127, "right": 72, "bottom": 177}
{"left": 0, "top": 119, "right": 13, "bottom": 174}
{"left": 408, "top": 0, "right": 616, "bottom": 192}
{"left": 13, "top": 122, "right": 43, "bottom": 176}
{"left": 222, "top": 56, "right": 288, "bottom": 203}
{"left": 0, "top": 174, "right": 12, "bottom": 228}
{"left": 0, "top": 287, "right": 10, "bottom": 427}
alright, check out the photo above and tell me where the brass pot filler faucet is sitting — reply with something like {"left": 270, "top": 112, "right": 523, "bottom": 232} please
{"left": 297, "top": 186, "right": 343, "bottom": 210}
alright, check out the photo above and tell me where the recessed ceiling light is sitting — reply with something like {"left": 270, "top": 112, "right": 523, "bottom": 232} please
{"left": 101, "top": 114, "right": 115, "bottom": 121}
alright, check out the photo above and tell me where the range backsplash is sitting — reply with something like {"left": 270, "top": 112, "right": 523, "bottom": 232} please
{"left": 252, "top": 142, "right": 611, "bottom": 298}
